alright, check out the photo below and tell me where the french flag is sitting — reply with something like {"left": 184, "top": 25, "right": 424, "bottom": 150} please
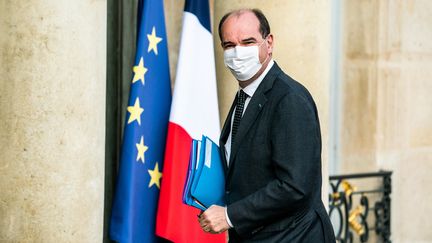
{"left": 156, "top": 0, "right": 226, "bottom": 242}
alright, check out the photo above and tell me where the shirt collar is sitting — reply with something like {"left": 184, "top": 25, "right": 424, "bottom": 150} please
{"left": 241, "top": 59, "right": 274, "bottom": 98}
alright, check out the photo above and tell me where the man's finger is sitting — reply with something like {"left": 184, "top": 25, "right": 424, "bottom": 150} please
{"left": 203, "top": 226, "right": 211, "bottom": 232}
{"left": 198, "top": 215, "right": 208, "bottom": 223}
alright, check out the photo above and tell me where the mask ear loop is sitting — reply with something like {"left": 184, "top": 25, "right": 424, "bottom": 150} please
{"left": 259, "top": 36, "right": 270, "bottom": 64}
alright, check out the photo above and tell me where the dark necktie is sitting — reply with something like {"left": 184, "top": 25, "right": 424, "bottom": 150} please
{"left": 231, "top": 90, "right": 248, "bottom": 147}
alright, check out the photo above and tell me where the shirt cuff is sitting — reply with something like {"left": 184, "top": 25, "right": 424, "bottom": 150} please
{"left": 225, "top": 207, "right": 234, "bottom": 228}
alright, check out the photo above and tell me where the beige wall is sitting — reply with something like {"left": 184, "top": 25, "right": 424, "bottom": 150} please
{"left": 0, "top": 1, "right": 106, "bottom": 242}
{"left": 340, "top": 1, "right": 432, "bottom": 242}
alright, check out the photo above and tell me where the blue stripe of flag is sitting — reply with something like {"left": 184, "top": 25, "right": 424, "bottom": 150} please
{"left": 184, "top": 0, "right": 211, "bottom": 32}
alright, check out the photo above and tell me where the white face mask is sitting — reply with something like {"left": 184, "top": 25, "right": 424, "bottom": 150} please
{"left": 223, "top": 40, "right": 267, "bottom": 81}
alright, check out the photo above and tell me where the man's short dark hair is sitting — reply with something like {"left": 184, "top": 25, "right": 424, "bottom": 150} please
{"left": 218, "top": 9, "right": 271, "bottom": 41}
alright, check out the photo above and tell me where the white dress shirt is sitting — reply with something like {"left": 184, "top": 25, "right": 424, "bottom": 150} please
{"left": 224, "top": 59, "right": 274, "bottom": 228}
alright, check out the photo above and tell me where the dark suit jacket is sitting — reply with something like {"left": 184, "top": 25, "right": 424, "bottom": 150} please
{"left": 220, "top": 63, "right": 335, "bottom": 243}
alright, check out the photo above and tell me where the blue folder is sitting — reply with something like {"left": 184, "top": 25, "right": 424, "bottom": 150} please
{"left": 182, "top": 139, "right": 200, "bottom": 206}
{"left": 183, "top": 136, "right": 226, "bottom": 211}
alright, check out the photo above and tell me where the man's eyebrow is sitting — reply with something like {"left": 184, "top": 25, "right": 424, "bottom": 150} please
{"left": 222, "top": 41, "right": 235, "bottom": 46}
{"left": 241, "top": 37, "right": 257, "bottom": 43}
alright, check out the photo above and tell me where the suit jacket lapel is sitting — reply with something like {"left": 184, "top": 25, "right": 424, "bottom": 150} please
{"left": 228, "top": 63, "right": 282, "bottom": 172}
{"left": 229, "top": 92, "right": 267, "bottom": 164}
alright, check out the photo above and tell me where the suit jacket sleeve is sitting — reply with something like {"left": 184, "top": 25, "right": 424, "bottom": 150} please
{"left": 227, "top": 92, "right": 322, "bottom": 236}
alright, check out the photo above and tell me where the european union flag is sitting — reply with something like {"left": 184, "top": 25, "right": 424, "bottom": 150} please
{"left": 109, "top": 0, "right": 171, "bottom": 242}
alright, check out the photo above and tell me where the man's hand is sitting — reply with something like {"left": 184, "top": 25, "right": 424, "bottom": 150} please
{"left": 198, "top": 205, "right": 230, "bottom": 234}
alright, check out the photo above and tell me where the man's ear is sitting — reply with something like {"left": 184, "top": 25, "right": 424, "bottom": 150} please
{"left": 266, "top": 34, "right": 274, "bottom": 54}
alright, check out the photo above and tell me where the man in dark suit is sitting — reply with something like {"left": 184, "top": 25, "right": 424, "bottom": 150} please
{"left": 198, "top": 9, "right": 335, "bottom": 242}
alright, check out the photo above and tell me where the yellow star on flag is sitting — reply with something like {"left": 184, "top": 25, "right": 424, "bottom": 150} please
{"left": 127, "top": 98, "right": 144, "bottom": 125}
{"left": 136, "top": 136, "right": 148, "bottom": 163}
{"left": 132, "top": 57, "right": 147, "bottom": 85}
{"left": 147, "top": 26, "right": 163, "bottom": 55}
{"left": 148, "top": 162, "right": 162, "bottom": 189}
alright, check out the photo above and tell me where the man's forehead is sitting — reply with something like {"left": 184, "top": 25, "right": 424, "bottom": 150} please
{"left": 222, "top": 11, "right": 260, "bottom": 38}
{"left": 225, "top": 11, "right": 259, "bottom": 27}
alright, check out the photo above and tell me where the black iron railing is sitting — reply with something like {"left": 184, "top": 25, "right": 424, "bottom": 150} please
{"left": 329, "top": 171, "right": 392, "bottom": 243}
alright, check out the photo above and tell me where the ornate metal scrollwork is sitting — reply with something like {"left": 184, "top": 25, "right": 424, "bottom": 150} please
{"left": 329, "top": 171, "right": 392, "bottom": 243}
